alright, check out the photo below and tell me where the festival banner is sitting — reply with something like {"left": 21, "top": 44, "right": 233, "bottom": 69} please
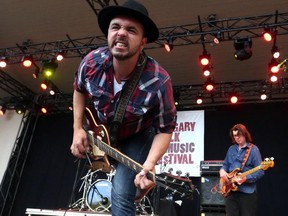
{"left": 157, "top": 110, "right": 204, "bottom": 177}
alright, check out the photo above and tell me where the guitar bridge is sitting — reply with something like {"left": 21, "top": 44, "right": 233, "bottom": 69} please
{"left": 88, "top": 130, "right": 105, "bottom": 157}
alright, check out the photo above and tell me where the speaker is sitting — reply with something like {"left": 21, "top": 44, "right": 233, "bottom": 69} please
{"left": 200, "top": 175, "right": 225, "bottom": 207}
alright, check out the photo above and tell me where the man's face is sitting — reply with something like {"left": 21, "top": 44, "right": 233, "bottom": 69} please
{"left": 107, "top": 16, "right": 147, "bottom": 60}
{"left": 232, "top": 130, "right": 246, "bottom": 145}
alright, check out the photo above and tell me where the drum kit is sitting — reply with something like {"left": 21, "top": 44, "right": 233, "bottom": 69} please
{"left": 69, "top": 161, "right": 154, "bottom": 214}
{"left": 69, "top": 161, "right": 115, "bottom": 213}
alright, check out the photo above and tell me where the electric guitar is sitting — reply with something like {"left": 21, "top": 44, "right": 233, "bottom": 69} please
{"left": 84, "top": 106, "right": 194, "bottom": 202}
{"left": 219, "top": 158, "right": 274, "bottom": 197}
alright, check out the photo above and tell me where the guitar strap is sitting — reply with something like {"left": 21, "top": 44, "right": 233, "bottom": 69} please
{"left": 241, "top": 143, "right": 254, "bottom": 170}
{"left": 109, "top": 52, "right": 147, "bottom": 147}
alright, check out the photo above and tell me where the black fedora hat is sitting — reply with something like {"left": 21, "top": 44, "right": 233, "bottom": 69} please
{"left": 98, "top": 0, "right": 159, "bottom": 43}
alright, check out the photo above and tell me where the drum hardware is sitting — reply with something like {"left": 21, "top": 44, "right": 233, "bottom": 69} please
{"left": 86, "top": 166, "right": 115, "bottom": 212}
{"left": 106, "top": 165, "right": 116, "bottom": 182}
{"left": 69, "top": 168, "right": 103, "bottom": 211}
{"left": 86, "top": 179, "right": 112, "bottom": 212}
{"left": 135, "top": 195, "right": 154, "bottom": 215}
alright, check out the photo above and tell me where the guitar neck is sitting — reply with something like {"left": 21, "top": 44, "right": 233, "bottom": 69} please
{"left": 241, "top": 165, "right": 262, "bottom": 177}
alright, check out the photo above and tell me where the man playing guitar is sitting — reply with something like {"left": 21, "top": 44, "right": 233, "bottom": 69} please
{"left": 219, "top": 124, "right": 265, "bottom": 216}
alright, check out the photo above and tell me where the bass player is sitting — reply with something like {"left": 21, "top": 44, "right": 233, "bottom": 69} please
{"left": 219, "top": 123, "right": 265, "bottom": 216}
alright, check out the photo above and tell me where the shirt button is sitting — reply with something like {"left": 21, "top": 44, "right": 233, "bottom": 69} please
{"left": 111, "top": 100, "right": 114, "bottom": 103}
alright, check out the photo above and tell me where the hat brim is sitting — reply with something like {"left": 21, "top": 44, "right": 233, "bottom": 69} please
{"left": 98, "top": 6, "right": 159, "bottom": 43}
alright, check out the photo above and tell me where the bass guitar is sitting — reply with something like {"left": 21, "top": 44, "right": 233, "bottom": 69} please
{"left": 84, "top": 106, "right": 194, "bottom": 202}
{"left": 220, "top": 157, "right": 274, "bottom": 197}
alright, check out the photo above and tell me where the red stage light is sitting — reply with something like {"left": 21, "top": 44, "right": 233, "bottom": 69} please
{"left": 199, "top": 53, "right": 210, "bottom": 66}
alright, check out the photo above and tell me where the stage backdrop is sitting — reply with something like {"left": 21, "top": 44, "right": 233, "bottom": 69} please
{"left": 157, "top": 110, "right": 204, "bottom": 177}
{"left": 0, "top": 110, "right": 23, "bottom": 184}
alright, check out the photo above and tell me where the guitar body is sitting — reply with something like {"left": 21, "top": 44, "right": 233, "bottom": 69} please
{"left": 220, "top": 168, "right": 241, "bottom": 197}
{"left": 84, "top": 107, "right": 112, "bottom": 166}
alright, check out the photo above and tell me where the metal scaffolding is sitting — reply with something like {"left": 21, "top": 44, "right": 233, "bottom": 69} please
{"left": 0, "top": 10, "right": 287, "bottom": 112}
{"left": 1, "top": 11, "right": 288, "bottom": 64}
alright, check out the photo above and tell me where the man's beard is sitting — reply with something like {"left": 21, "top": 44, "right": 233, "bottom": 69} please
{"left": 112, "top": 51, "right": 132, "bottom": 60}
{"left": 109, "top": 41, "right": 139, "bottom": 61}
{"left": 111, "top": 48, "right": 139, "bottom": 61}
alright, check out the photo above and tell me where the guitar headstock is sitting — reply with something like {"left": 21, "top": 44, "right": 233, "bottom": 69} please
{"left": 261, "top": 157, "right": 275, "bottom": 170}
{"left": 156, "top": 172, "right": 194, "bottom": 199}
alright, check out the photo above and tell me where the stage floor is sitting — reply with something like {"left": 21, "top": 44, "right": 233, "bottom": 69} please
{"left": 25, "top": 208, "right": 155, "bottom": 216}
{"left": 25, "top": 208, "right": 111, "bottom": 216}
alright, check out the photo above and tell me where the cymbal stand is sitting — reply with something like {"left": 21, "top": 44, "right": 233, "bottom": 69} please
{"left": 135, "top": 195, "right": 155, "bottom": 215}
{"left": 69, "top": 168, "right": 101, "bottom": 211}
{"left": 106, "top": 165, "right": 116, "bottom": 182}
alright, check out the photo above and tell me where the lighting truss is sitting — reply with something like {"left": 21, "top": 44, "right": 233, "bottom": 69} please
{"left": 173, "top": 77, "right": 288, "bottom": 109}
{"left": 0, "top": 70, "right": 35, "bottom": 103}
{"left": 85, "top": 0, "right": 119, "bottom": 15}
{"left": 1, "top": 11, "right": 288, "bottom": 64}
{"left": 19, "top": 77, "right": 288, "bottom": 113}
{"left": 1, "top": 10, "right": 288, "bottom": 113}
{"left": 1, "top": 71, "right": 288, "bottom": 113}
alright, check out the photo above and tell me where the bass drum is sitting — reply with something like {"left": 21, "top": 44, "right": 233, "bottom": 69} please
{"left": 86, "top": 179, "right": 112, "bottom": 212}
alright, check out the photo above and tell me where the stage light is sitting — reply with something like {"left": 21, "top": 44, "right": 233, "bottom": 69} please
{"left": 0, "top": 106, "right": 6, "bottom": 116}
{"left": 199, "top": 52, "right": 211, "bottom": 66}
{"left": 202, "top": 65, "right": 211, "bottom": 77}
{"left": 56, "top": 50, "right": 65, "bottom": 61}
{"left": 268, "top": 60, "right": 280, "bottom": 74}
{"left": 204, "top": 77, "right": 215, "bottom": 92}
{"left": 262, "top": 27, "right": 276, "bottom": 42}
{"left": 21, "top": 55, "right": 33, "bottom": 67}
{"left": 260, "top": 92, "right": 267, "bottom": 100}
{"left": 49, "top": 89, "right": 55, "bottom": 96}
{"left": 164, "top": 37, "right": 174, "bottom": 52}
{"left": 213, "top": 31, "right": 222, "bottom": 44}
{"left": 40, "top": 106, "right": 48, "bottom": 114}
{"left": 269, "top": 73, "right": 278, "bottom": 82}
{"left": 33, "top": 68, "right": 40, "bottom": 79}
{"left": 173, "top": 91, "right": 180, "bottom": 107}
{"left": 42, "top": 60, "right": 58, "bottom": 78}
{"left": 41, "top": 107, "right": 47, "bottom": 114}
{"left": 48, "top": 85, "right": 57, "bottom": 96}
{"left": 40, "top": 79, "right": 49, "bottom": 90}
{"left": 229, "top": 93, "right": 239, "bottom": 104}
{"left": 0, "top": 57, "right": 8, "bottom": 68}
{"left": 15, "top": 105, "right": 25, "bottom": 114}
{"left": 196, "top": 93, "right": 203, "bottom": 104}
{"left": 271, "top": 46, "right": 280, "bottom": 59}
{"left": 234, "top": 37, "right": 252, "bottom": 61}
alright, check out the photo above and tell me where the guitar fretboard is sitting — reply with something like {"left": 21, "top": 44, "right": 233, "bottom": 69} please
{"left": 241, "top": 166, "right": 262, "bottom": 177}
{"left": 87, "top": 131, "right": 155, "bottom": 182}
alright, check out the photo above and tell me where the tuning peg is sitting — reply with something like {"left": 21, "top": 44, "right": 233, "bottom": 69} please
{"left": 264, "top": 157, "right": 274, "bottom": 161}
{"left": 176, "top": 170, "right": 182, "bottom": 176}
